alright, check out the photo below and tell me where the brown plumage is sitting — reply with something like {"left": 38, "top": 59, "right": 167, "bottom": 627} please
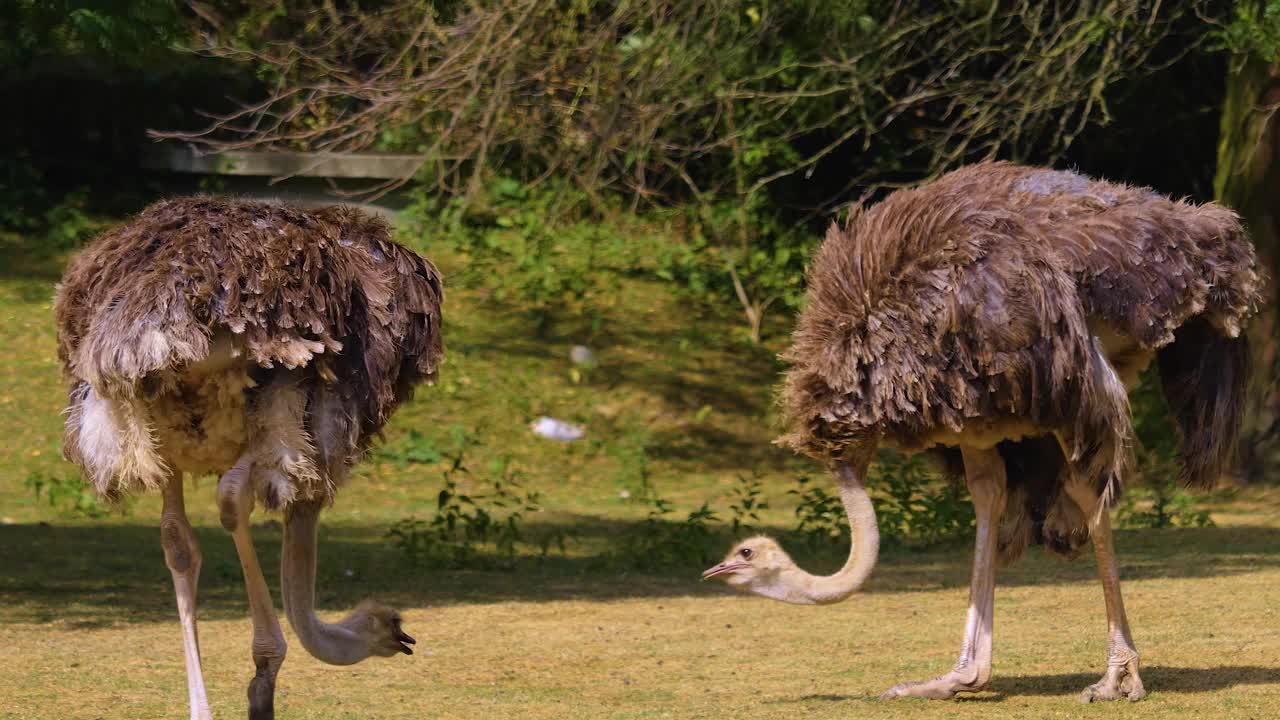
{"left": 56, "top": 196, "right": 443, "bottom": 504}
{"left": 779, "top": 162, "right": 1262, "bottom": 557}
{"left": 54, "top": 196, "right": 443, "bottom": 719}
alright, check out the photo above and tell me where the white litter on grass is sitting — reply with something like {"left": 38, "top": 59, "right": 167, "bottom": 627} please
{"left": 530, "top": 416, "right": 585, "bottom": 442}
{"left": 570, "top": 345, "right": 597, "bottom": 367}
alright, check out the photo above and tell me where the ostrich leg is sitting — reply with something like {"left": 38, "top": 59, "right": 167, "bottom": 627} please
{"left": 882, "top": 446, "right": 1006, "bottom": 700}
{"left": 160, "top": 477, "right": 212, "bottom": 720}
{"left": 1076, "top": 506, "right": 1147, "bottom": 702}
{"left": 218, "top": 457, "right": 288, "bottom": 720}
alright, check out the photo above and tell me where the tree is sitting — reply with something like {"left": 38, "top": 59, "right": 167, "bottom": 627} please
{"left": 161, "top": 1, "right": 1187, "bottom": 341}
{"left": 1213, "top": 0, "right": 1280, "bottom": 481}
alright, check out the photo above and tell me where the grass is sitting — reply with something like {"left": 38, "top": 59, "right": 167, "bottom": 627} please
{"left": 1, "top": 224, "right": 1279, "bottom": 719}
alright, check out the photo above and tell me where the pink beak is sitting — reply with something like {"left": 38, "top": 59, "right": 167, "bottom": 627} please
{"left": 702, "top": 560, "right": 747, "bottom": 581}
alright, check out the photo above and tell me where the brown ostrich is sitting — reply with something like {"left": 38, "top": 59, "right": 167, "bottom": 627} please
{"left": 55, "top": 197, "right": 444, "bottom": 720}
{"left": 704, "top": 162, "right": 1262, "bottom": 702}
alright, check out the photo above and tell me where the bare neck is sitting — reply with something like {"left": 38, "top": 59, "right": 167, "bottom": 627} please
{"left": 771, "top": 459, "right": 880, "bottom": 606}
{"left": 281, "top": 500, "right": 369, "bottom": 666}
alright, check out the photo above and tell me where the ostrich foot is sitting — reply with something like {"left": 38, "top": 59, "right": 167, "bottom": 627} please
{"left": 881, "top": 667, "right": 986, "bottom": 700}
{"left": 1079, "top": 654, "right": 1146, "bottom": 703}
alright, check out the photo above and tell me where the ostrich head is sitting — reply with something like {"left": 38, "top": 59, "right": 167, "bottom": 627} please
{"left": 343, "top": 601, "right": 417, "bottom": 657}
{"left": 702, "top": 536, "right": 797, "bottom": 597}
{"left": 281, "top": 499, "right": 419, "bottom": 665}
{"left": 702, "top": 462, "right": 881, "bottom": 606}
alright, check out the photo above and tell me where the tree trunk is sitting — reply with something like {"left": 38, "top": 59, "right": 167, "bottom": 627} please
{"left": 1215, "top": 53, "right": 1280, "bottom": 482}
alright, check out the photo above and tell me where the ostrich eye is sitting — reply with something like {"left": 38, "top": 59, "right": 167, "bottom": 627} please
{"left": 739, "top": 548, "right": 753, "bottom": 559}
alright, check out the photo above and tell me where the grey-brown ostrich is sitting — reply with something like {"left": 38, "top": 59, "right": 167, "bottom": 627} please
{"left": 55, "top": 197, "right": 444, "bottom": 720}
{"left": 704, "top": 162, "right": 1262, "bottom": 702}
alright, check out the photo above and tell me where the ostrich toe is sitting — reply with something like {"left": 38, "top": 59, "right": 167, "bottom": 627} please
{"left": 1079, "top": 656, "right": 1146, "bottom": 703}
{"left": 880, "top": 668, "right": 987, "bottom": 700}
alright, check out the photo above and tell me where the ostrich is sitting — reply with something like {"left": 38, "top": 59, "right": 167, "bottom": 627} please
{"left": 704, "top": 162, "right": 1262, "bottom": 702}
{"left": 54, "top": 197, "right": 444, "bottom": 720}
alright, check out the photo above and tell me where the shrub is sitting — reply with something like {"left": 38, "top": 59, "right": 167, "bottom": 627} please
{"left": 611, "top": 494, "right": 722, "bottom": 572}
{"left": 1119, "top": 367, "right": 1216, "bottom": 529}
{"left": 25, "top": 471, "right": 127, "bottom": 519}
{"left": 727, "top": 472, "right": 770, "bottom": 536}
{"left": 788, "top": 474, "right": 848, "bottom": 552}
{"left": 402, "top": 178, "right": 629, "bottom": 336}
{"left": 790, "top": 452, "right": 975, "bottom": 552}
{"left": 871, "top": 451, "right": 974, "bottom": 548}
{"left": 385, "top": 429, "right": 548, "bottom": 569}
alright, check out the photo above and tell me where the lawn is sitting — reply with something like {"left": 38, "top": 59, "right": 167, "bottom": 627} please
{"left": 1, "top": 228, "right": 1278, "bottom": 719}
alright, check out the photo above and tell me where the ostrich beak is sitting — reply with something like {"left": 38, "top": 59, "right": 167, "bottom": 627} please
{"left": 392, "top": 620, "right": 416, "bottom": 655}
{"left": 702, "top": 561, "right": 747, "bottom": 581}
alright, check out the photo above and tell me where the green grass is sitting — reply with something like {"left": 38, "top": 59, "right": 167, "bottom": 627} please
{"left": 1, "top": 229, "right": 1279, "bottom": 719}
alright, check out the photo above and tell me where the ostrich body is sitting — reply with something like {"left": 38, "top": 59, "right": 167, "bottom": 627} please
{"left": 55, "top": 198, "right": 444, "bottom": 719}
{"left": 704, "top": 163, "right": 1262, "bottom": 702}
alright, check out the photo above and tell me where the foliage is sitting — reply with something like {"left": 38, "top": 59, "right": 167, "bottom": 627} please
{"left": 166, "top": 0, "right": 1195, "bottom": 340}
{"left": 1116, "top": 472, "right": 1216, "bottom": 529}
{"left": 606, "top": 454, "right": 975, "bottom": 572}
{"left": 695, "top": 201, "right": 814, "bottom": 343}
{"left": 0, "top": 155, "right": 104, "bottom": 247}
{"left": 727, "top": 472, "right": 770, "bottom": 536}
{"left": 377, "top": 427, "right": 447, "bottom": 469}
{"left": 24, "top": 471, "right": 127, "bottom": 519}
{"left": 787, "top": 475, "right": 848, "bottom": 552}
{"left": 403, "top": 177, "right": 632, "bottom": 335}
{"left": 0, "top": 0, "right": 182, "bottom": 69}
{"left": 1118, "top": 369, "right": 1216, "bottom": 529}
{"left": 1215, "top": 0, "right": 1280, "bottom": 63}
{"left": 611, "top": 494, "right": 722, "bottom": 572}
{"left": 790, "top": 453, "right": 975, "bottom": 552}
{"left": 385, "top": 427, "right": 551, "bottom": 569}
{"left": 870, "top": 451, "right": 975, "bottom": 548}
{"left": 179, "top": 0, "right": 1188, "bottom": 201}
{"left": 1, "top": 1, "right": 210, "bottom": 246}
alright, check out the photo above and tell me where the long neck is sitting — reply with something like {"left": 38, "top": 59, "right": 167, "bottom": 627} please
{"left": 776, "top": 457, "right": 880, "bottom": 605}
{"left": 281, "top": 500, "right": 369, "bottom": 665}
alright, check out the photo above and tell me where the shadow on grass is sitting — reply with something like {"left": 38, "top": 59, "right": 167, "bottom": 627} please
{"left": 776, "top": 665, "right": 1280, "bottom": 703}
{"left": 877, "top": 524, "right": 1280, "bottom": 593}
{"left": 3, "top": 519, "right": 1280, "bottom": 628}
{"left": 0, "top": 517, "right": 725, "bottom": 626}
{"left": 987, "top": 665, "right": 1280, "bottom": 697}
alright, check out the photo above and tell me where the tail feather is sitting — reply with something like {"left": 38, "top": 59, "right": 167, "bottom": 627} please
{"left": 1157, "top": 317, "right": 1250, "bottom": 489}
{"left": 1073, "top": 336, "right": 1134, "bottom": 510}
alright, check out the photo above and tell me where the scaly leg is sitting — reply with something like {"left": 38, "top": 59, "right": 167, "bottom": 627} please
{"left": 882, "top": 446, "right": 1006, "bottom": 700}
{"left": 218, "top": 456, "right": 288, "bottom": 720}
{"left": 1077, "top": 507, "right": 1147, "bottom": 702}
{"left": 161, "top": 478, "right": 212, "bottom": 720}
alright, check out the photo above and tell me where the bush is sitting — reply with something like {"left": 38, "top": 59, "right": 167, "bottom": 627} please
{"left": 790, "top": 452, "right": 975, "bottom": 552}
{"left": 403, "top": 177, "right": 637, "bottom": 336}
{"left": 788, "top": 474, "right": 848, "bottom": 552}
{"left": 727, "top": 472, "right": 770, "bottom": 536}
{"left": 610, "top": 495, "right": 722, "bottom": 572}
{"left": 871, "top": 451, "right": 975, "bottom": 548}
{"left": 25, "top": 471, "right": 128, "bottom": 519}
{"left": 384, "top": 428, "right": 551, "bottom": 569}
{"left": 0, "top": 155, "right": 101, "bottom": 251}
{"left": 1119, "top": 367, "right": 1216, "bottom": 529}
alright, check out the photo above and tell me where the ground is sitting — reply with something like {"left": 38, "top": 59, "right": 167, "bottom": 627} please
{"left": 1, "top": 230, "right": 1278, "bottom": 719}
